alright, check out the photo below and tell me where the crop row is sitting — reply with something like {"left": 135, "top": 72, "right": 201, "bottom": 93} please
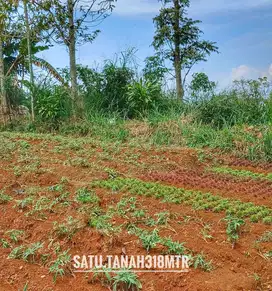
{"left": 209, "top": 166, "right": 272, "bottom": 181}
{"left": 91, "top": 178, "right": 272, "bottom": 224}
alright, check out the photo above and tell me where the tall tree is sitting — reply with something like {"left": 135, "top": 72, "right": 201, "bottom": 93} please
{"left": 38, "top": 0, "right": 116, "bottom": 111}
{"left": 0, "top": 0, "right": 19, "bottom": 120}
{"left": 153, "top": 0, "right": 218, "bottom": 100}
{"left": 23, "top": 0, "right": 35, "bottom": 120}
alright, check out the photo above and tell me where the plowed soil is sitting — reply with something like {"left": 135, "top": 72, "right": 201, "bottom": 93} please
{"left": 0, "top": 133, "right": 271, "bottom": 291}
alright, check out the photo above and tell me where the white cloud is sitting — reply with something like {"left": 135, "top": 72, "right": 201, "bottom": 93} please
{"left": 190, "top": 0, "right": 271, "bottom": 16}
{"left": 113, "top": 0, "right": 271, "bottom": 16}
{"left": 231, "top": 64, "right": 272, "bottom": 81}
{"left": 113, "top": 0, "right": 160, "bottom": 16}
{"left": 269, "top": 64, "right": 272, "bottom": 76}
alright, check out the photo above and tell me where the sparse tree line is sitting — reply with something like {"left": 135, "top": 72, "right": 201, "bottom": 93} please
{"left": 0, "top": 0, "right": 271, "bottom": 129}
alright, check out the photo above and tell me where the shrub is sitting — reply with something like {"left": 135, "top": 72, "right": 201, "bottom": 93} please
{"left": 126, "top": 78, "right": 162, "bottom": 118}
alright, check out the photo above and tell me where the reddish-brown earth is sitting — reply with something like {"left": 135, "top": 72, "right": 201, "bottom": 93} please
{"left": 0, "top": 135, "right": 271, "bottom": 291}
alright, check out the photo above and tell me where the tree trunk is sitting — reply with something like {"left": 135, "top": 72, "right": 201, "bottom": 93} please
{"left": 0, "top": 37, "right": 9, "bottom": 122}
{"left": 173, "top": 0, "right": 184, "bottom": 101}
{"left": 24, "top": 0, "right": 35, "bottom": 121}
{"left": 68, "top": 0, "right": 82, "bottom": 113}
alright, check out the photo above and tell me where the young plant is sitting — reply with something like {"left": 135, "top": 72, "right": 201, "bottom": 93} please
{"left": 8, "top": 242, "right": 43, "bottom": 262}
{"left": 22, "top": 242, "right": 44, "bottom": 262}
{"left": 155, "top": 211, "right": 170, "bottom": 225}
{"left": 139, "top": 229, "right": 161, "bottom": 252}
{"left": 15, "top": 197, "right": 33, "bottom": 210}
{"left": 0, "top": 192, "right": 12, "bottom": 204}
{"left": 92, "top": 266, "right": 113, "bottom": 288}
{"left": 162, "top": 238, "right": 185, "bottom": 255}
{"left": 113, "top": 269, "right": 142, "bottom": 291}
{"left": 76, "top": 188, "right": 100, "bottom": 204}
{"left": 257, "top": 231, "right": 272, "bottom": 243}
{"left": 49, "top": 250, "right": 72, "bottom": 282}
{"left": 53, "top": 216, "right": 83, "bottom": 240}
{"left": 5, "top": 230, "right": 25, "bottom": 243}
{"left": 0, "top": 238, "right": 10, "bottom": 248}
{"left": 193, "top": 253, "right": 213, "bottom": 272}
{"left": 224, "top": 216, "right": 245, "bottom": 248}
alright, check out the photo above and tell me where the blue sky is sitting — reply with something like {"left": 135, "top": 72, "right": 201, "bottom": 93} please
{"left": 41, "top": 0, "right": 272, "bottom": 88}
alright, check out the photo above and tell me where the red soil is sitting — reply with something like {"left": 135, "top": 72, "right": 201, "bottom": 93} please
{"left": 0, "top": 136, "right": 271, "bottom": 291}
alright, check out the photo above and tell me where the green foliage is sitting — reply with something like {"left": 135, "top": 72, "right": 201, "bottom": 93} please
{"left": 193, "top": 253, "right": 213, "bottom": 272}
{"left": 5, "top": 230, "right": 25, "bottom": 243}
{"left": 126, "top": 78, "right": 162, "bottom": 118}
{"left": 152, "top": 0, "right": 218, "bottom": 91}
{"left": 76, "top": 188, "right": 100, "bottom": 204}
{"left": 210, "top": 166, "right": 272, "bottom": 181}
{"left": 35, "top": 82, "right": 71, "bottom": 127}
{"left": 162, "top": 238, "right": 185, "bottom": 255}
{"left": 8, "top": 242, "right": 43, "bottom": 262}
{"left": 139, "top": 229, "right": 161, "bottom": 251}
{"left": 143, "top": 55, "right": 168, "bottom": 83}
{"left": 194, "top": 78, "right": 271, "bottom": 128}
{"left": 112, "top": 270, "right": 142, "bottom": 291}
{"left": 257, "top": 231, "right": 272, "bottom": 243}
{"left": 49, "top": 250, "right": 71, "bottom": 282}
{"left": 91, "top": 177, "right": 272, "bottom": 224}
{"left": 53, "top": 216, "right": 82, "bottom": 240}
{"left": 224, "top": 216, "right": 245, "bottom": 247}
{"left": 0, "top": 192, "right": 12, "bottom": 204}
{"left": 189, "top": 72, "right": 216, "bottom": 102}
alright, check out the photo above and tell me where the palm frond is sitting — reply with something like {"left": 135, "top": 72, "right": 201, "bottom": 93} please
{"left": 32, "top": 56, "right": 67, "bottom": 86}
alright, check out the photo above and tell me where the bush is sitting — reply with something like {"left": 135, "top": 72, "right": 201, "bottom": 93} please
{"left": 35, "top": 83, "right": 71, "bottom": 128}
{"left": 126, "top": 78, "right": 162, "bottom": 118}
{"left": 193, "top": 78, "right": 271, "bottom": 128}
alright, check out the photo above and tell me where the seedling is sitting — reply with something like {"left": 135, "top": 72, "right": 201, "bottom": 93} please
{"left": 76, "top": 188, "right": 100, "bottom": 204}
{"left": 257, "top": 231, "right": 272, "bottom": 243}
{"left": 0, "top": 238, "right": 10, "bottom": 248}
{"left": 224, "top": 216, "right": 245, "bottom": 248}
{"left": 155, "top": 211, "right": 170, "bottom": 225}
{"left": 0, "top": 192, "right": 12, "bottom": 204}
{"left": 15, "top": 197, "right": 33, "bottom": 210}
{"left": 49, "top": 250, "right": 72, "bottom": 282}
{"left": 8, "top": 242, "right": 43, "bottom": 262}
{"left": 53, "top": 216, "right": 83, "bottom": 240}
{"left": 5, "top": 230, "right": 25, "bottom": 243}
{"left": 193, "top": 253, "right": 213, "bottom": 272}
{"left": 112, "top": 269, "right": 142, "bottom": 291}
{"left": 162, "top": 238, "right": 185, "bottom": 255}
{"left": 139, "top": 229, "right": 161, "bottom": 252}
